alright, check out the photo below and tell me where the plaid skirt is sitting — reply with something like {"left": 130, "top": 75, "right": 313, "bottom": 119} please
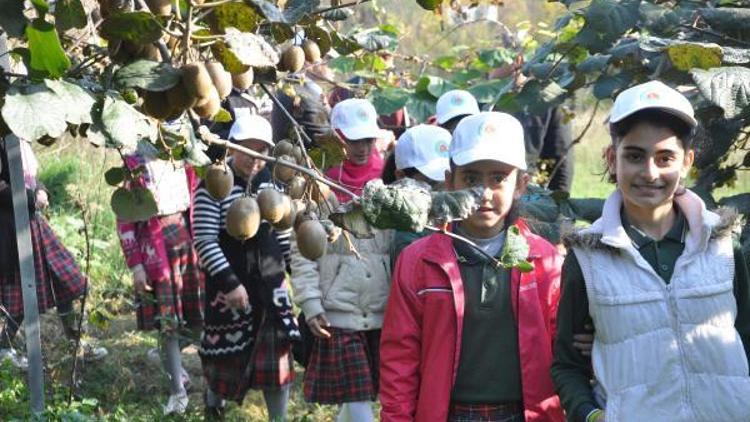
{"left": 303, "top": 327, "right": 380, "bottom": 404}
{"left": 448, "top": 402, "right": 524, "bottom": 422}
{"left": 202, "top": 316, "right": 295, "bottom": 402}
{"left": 0, "top": 216, "right": 87, "bottom": 318}
{"left": 135, "top": 215, "right": 204, "bottom": 331}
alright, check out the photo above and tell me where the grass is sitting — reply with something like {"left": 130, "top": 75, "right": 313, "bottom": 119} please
{"left": 5, "top": 106, "right": 750, "bottom": 420}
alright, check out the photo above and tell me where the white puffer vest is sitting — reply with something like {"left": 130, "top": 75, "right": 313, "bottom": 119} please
{"left": 571, "top": 190, "right": 750, "bottom": 422}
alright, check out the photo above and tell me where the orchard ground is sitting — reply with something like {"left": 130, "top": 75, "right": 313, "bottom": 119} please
{"left": 2, "top": 106, "right": 748, "bottom": 421}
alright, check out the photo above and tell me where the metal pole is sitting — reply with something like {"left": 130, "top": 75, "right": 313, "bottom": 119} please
{"left": 5, "top": 134, "right": 45, "bottom": 415}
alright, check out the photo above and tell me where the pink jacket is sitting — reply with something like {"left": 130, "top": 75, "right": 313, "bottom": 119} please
{"left": 380, "top": 220, "right": 565, "bottom": 422}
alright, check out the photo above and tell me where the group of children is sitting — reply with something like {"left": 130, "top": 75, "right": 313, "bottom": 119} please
{"left": 2, "top": 78, "right": 749, "bottom": 421}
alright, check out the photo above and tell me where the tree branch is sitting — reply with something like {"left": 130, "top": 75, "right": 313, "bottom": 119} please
{"left": 544, "top": 100, "right": 600, "bottom": 190}
{"left": 314, "top": 0, "right": 373, "bottom": 15}
{"left": 423, "top": 225, "right": 502, "bottom": 268}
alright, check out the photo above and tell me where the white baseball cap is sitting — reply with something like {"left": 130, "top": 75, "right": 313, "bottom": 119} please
{"left": 330, "top": 98, "right": 381, "bottom": 141}
{"left": 395, "top": 125, "right": 451, "bottom": 182}
{"left": 229, "top": 112, "right": 274, "bottom": 146}
{"left": 451, "top": 112, "right": 526, "bottom": 170}
{"left": 436, "top": 90, "right": 480, "bottom": 125}
{"left": 609, "top": 80, "right": 697, "bottom": 128}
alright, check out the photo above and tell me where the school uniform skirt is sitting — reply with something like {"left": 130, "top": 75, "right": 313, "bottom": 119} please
{"left": 303, "top": 327, "right": 380, "bottom": 404}
{"left": 0, "top": 212, "right": 86, "bottom": 319}
{"left": 135, "top": 213, "right": 204, "bottom": 331}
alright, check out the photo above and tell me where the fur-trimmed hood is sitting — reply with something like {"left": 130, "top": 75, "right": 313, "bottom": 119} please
{"left": 563, "top": 189, "right": 741, "bottom": 254}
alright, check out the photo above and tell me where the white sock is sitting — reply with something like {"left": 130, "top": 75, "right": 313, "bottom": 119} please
{"left": 162, "top": 333, "right": 185, "bottom": 395}
{"left": 337, "top": 402, "right": 373, "bottom": 422}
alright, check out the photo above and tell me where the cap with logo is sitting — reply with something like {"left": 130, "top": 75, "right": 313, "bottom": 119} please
{"left": 436, "top": 90, "right": 480, "bottom": 125}
{"left": 609, "top": 80, "right": 697, "bottom": 128}
{"left": 395, "top": 125, "right": 451, "bottom": 182}
{"left": 330, "top": 98, "right": 381, "bottom": 141}
{"left": 450, "top": 111, "right": 526, "bottom": 170}
{"left": 229, "top": 112, "right": 274, "bottom": 146}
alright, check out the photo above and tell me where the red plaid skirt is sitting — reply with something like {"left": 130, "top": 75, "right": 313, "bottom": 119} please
{"left": 0, "top": 216, "right": 87, "bottom": 318}
{"left": 448, "top": 402, "right": 524, "bottom": 422}
{"left": 303, "top": 328, "right": 380, "bottom": 404}
{"left": 135, "top": 215, "right": 204, "bottom": 331}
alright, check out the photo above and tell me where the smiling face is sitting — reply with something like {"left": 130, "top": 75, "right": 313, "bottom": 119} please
{"left": 231, "top": 139, "right": 271, "bottom": 178}
{"left": 607, "top": 122, "right": 694, "bottom": 213}
{"left": 345, "top": 138, "right": 375, "bottom": 165}
{"left": 446, "top": 160, "right": 528, "bottom": 239}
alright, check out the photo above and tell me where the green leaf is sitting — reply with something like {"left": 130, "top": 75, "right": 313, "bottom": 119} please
{"left": 639, "top": 2, "right": 682, "bottom": 36}
{"left": 574, "top": 0, "right": 641, "bottom": 53}
{"left": 44, "top": 79, "right": 95, "bottom": 125}
{"left": 477, "top": 48, "right": 515, "bottom": 68}
{"left": 246, "top": 0, "right": 285, "bottom": 22}
{"left": 26, "top": 18, "right": 71, "bottom": 79}
{"left": 467, "top": 79, "right": 511, "bottom": 104}
{"left": 691, "top": 67, "right": 750, "bottom": 119}
{"left": 111, "top": 186, "right": 159, "bottom": 222}
{"left": 100, "top": 95, "right": 158, "bottom": 150}
{"left": 451, "top": 69, "right": 483, "bottom": 85}
{"left": 434, "top": 55, "right": 458, "bottom": 71}
{"left": 576, "top": 54, "right": 611, "bottom": 74}
{"left": 592, "top": 72, "right": 633, "bottom": 99}
{"left": 321, "top": 9, "right": 353, "bottom": 21}
{"left": 269, "top": 22, "right": 294, "bottom": 43}
{"left": 224, "top": 27, "right": 279, "bottom": 67}
{"left": 113, "top": 60, "right": 182, "bottom": 92}
{"left": 328, "top": 56, "right": 358, "bottom": 74}
{"left": 0, "top": 0, "right": 27, "bottom": 37}
{"left": 212, "top": 2, "right": 261, "bottom": 32}
{"left": 515, "top": 80, "right": 566, "bottom": 114}
{"left": 667, "top": 42, "right": 723, "bottom": 71}
{"left": 283, "top": 0, "right": 320, "bottom": 24}
{"left": 211, "top": 41, "right": 249, "bottom": 74}
{"left": 54, "top": 0, "right": 87, "bottom": 31}
{"left": 724, "top": 47, "right": 750, "bottom": 65}
{"left": 100, "top": 12, "right": 163, "bottom": 44}
{"left": 1, "top": 84, "right": 68, "bottom": 141}
{"left": 354, "top": 29, "right": 398, "bottom": 52}
{"left": 305, "top": 25, "right": 332, "bottom": 56}
{"left": 405, "top": 95, "right": 435, "bottom": 124}
{"left": 213, "top": 108, "right": 232, "bottom": 123}
{"left": 104, "top": 167, "right": 126, "bottom": 186}
{"left": 700, "top": 7, "right": 750, "bottom": 38}
{"left": 331, "top": 31, "right": 362, "bottom": 55}
{"left": 500, "top": 225, "right": 533, "bottom": 271}
{"left": 369, "top": 86, "right": 410, "bottom": 115}
{"left": 30, "top": 0, "right": 49, "bottom": 15}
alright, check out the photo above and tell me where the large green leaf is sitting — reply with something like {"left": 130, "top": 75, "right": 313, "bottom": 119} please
{"left": 100, "top": 95, "right": 157, "bottom": 150}
{"left": 305, "top": 25, "right": 332, "bottom": 56}
{"left": 113, "top": 60, "right": 181, "bottom": 92}
{"left": 639, "top": 1, "right": 682, "bottom": 36}
{"left": 321, "top": 9, "right": 352, "bottom": 21}
{"left": 54, "top": 0, "right": 87, "bottom": 31}
{"left": 369, "top": 86, "right": 410, "bottom": 115}
{"left": 405, "top": 95, "right": 435, "bottom": 124}
{"left": 30, "top": 0, "right": 49, "bottom": 15}
{"left": 515, "top": 80, "right": 566, "bottom": 114}
{"left": 100, "top": 12, "right": 163, "bottom": 44}
{"left": 576, "top": 54, "right": 611, "bottom": 74}
{"left": 224, "top": 27, "right": 279, "bottom": 67}
{"left": 724, "top": 47, "right": 750, "bottom": 65}
{"left": 331, "top": 31, "right": 361, "bottom": 55}
{"left": 26, "top": 18, "right": 71, "bottom": 79}
{"left": 691, "top": 67, "right": 750, "bottom": 119}
{"left": 0, "top": 0, "right": 27, "bottom": 37}
{"left": 111, "top": 186, "right": 158, "bottom": 222}
{"left": 354, "top": 28, "right": 398, "bottom": 52}
{"left": 212, "top": 2, "right": 261, "bottom": 32}
{"left": 44, "top": 79, "right": 95, "bottom": 125}
{"left": 592, "top": 72, "right": 633, "bottom": 99}
{"left": 246, "top": 0, "right": 285, "bottom": 22}
{"left": 666, "top": 42, "right": 722, "bottom": 71}
{"left": 467, "top": 79, "right": 510, "bottom": 104}
{"left": 283, "top": 0, "right": 319, "bottom": 24}
{"left": 211, "top": 41, "right": 248, "bottom": 74}
{"left": 269, "top": 22, "right": 294, "bottom": 43}
{"left": 700, "top": 7, "right": 750, "bottom": 38}
{"left": 574, "top": 0, "right": 641, "bottom": 53}
{"left": 1, "top": 83, "right": 68, "bottom": 141}
{"left": 414, "top": 75, "right": 455, "bottom": 99}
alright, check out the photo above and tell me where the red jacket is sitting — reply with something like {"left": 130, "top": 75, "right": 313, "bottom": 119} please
{"left": 380, "top": 220, "right": 565, "bottom": 422}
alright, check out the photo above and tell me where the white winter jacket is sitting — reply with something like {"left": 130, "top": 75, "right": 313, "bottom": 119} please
{"left": 290, "top": 226, "right": 393, "bottom": 331}
{"left": 570, "top": 189, "right": 750, "bottom": 422}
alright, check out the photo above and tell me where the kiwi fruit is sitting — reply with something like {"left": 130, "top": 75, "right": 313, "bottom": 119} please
{"left": 273, "top": 199, "right": 296, "bottom": 231}
{"left": 205, "top": 62, "right": 232, "bottom": 100}
{"left": 226, "top": 196, "right": 261, "bottom": 241}
{"left": 296, "top": 220, "right": 327, "bottom": 260}
{"left": 232, "top": 68, "right": 254, "bottom": 90}
{"left": 166, "top": 79, "right": 197, "bottom": 111}
{"left": 273, "top": 155, "right": 297, "bottom": 183}
{"left": 302, "top": 40, "right": 321, "bottom": 63}
{"left": 142, "top": 90, "right": 173, "bottom": 120}
{"left": 205, "top": 163, "right": 234, "bottom": 200}
{"left": 138, "top": 43, "right": 161, "bottom": 61}
{"left": 193, "top": 88, "right": 221, "bottom": 118}
{"left": 310, "top": 180, "right": 331, "bottom": 203}
{"left": 182, "top": 63, "right": 214, "bottom": 104}
{"left": 273, "top": 140, "right": 295, "bottom": 158}
{"left": 280, "top": 46, "right": 305, "bottom": 73}
{"left": 288, "top": 176, "right": 306, "bottom": 200}
{"left": 145, "top": 0, "right": 172, "bottom": 15}
{"left": 257, "top": 188, "right": 290, "bottom": 224}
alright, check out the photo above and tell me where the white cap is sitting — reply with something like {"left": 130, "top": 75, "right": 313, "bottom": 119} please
{"left": 395, "top": 125, "right": 451, "bottom": 182}
{"left": 451, "top": 112, "right": 526, "bottom": 170}
{"left": 330, "top": 98, "right": 381, "bottom": 141}
{"left": 436, "top": 90, "right": 480, "bottom": 125}
{"left": 229, "top": 112, "right": 274, "bottom": 146}
{"left": 609, "top": 80, "right": 697, "bottom": 128}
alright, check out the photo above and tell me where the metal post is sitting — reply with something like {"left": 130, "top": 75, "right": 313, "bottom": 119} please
{"left": 5, "top": 134, "right": 45, "bottom": 414}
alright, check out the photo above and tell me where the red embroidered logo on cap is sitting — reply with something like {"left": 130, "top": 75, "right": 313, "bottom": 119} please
{"left": 357, "top": 108, "right": 370, "bottom": 121}
{"left": 451, "top": 95, "right": 464, "bottom": 105}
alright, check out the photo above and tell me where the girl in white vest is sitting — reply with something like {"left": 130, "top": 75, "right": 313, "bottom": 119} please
{"left": 551, "top": 81, "right": 750, "bottom": 422}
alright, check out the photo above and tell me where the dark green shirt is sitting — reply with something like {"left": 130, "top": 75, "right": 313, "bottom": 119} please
{"left": 451, "top": 234, "right": 522, "bottom": 403}
{"left": 551, "top": 211, "right": 750, "bottom": 422}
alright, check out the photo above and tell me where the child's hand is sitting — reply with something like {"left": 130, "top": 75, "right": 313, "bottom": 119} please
{"left": 573, "top": 323, "right": 595, "bottom": 357}
{"left": 307, "top": 314, "right": 331, "bottom": 338}
{"left": 35, "top": 189, "right": 49, "bottom": 209}
{"left": 226, "top": 285, "right": 249, "bottom": 311}
{"left": 132, "top": 265, "right": 152, "bottom": 295}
